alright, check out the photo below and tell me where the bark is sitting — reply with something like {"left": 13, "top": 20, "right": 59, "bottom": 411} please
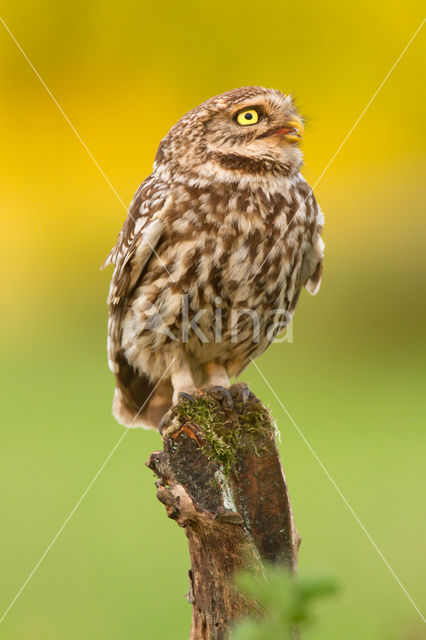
{"left": 146, "top": 383, "right": 300, "bottom": 640}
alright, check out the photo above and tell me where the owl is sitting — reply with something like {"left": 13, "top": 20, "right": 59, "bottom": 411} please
{"left": 103, "top": 86, "right": 324, "bottom": 429}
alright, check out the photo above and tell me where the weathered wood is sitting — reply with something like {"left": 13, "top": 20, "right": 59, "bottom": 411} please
{"left": 146, "top": 383, "right": 300, "bottom": 640}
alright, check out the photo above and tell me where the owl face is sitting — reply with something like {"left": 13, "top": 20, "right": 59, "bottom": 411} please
{"left": 156, "top": 87, "right": 304, "bottom": 183}
{"left": 202, "top": 89, "right": 304, "bottom": 155}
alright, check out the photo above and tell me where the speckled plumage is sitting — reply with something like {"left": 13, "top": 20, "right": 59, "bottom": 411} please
{"left": 103, "top": 87, "right": 324, "bottom": 429}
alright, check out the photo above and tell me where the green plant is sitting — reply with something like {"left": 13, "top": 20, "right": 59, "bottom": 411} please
{"left": 232, "top": 565, "right": 339, "bottom": 640}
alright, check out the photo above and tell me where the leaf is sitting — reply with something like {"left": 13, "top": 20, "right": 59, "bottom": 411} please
{"left": 232, "top": 565, "right": 339, "bottom": 639}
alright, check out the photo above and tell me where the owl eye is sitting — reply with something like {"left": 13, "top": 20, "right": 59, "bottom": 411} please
{"left": 236, "top": 108, "right": 260, "bottom": 126}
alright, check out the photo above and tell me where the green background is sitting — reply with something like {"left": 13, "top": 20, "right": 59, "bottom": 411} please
{"left": 0, "top": 1, "right": 425, "bottom": 638}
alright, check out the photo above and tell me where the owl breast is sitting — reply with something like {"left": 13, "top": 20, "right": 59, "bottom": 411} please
{"left": 121, "top": 177, "right": 319, "bottom": 381}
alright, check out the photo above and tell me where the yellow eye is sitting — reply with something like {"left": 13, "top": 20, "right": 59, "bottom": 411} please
{"left": 236, "top": 109, "right": 259, "bottom": 126}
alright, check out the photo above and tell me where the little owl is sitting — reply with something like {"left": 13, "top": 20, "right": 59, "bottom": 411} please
{"left": 103, "top": 86, "right": 324, "bottom": 429}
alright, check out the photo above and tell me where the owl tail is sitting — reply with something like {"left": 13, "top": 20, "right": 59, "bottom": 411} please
{"left": 112, "top": 352, "right": 173, "bottom": 430}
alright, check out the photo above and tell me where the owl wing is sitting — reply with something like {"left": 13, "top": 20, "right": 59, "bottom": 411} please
{"left": 304, "top": 201, "right": 325, "bottom": 296}
{"left": 305, "top": 236, "right": 324, "bottom": 295}
{"left": 102, "top": 177, "right": 167, "bottom": 305}
{"left": 104, "top": 215, "right": 163, "bottom": 306}
{"left": 102, "top": 176, "right": 170, "bottom": 367}
{"left": 102, "top": 177, "right": 176, "bottom": 429}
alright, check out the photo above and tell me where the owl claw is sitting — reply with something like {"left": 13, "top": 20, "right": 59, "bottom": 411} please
{"left": 159, "top": 408, "right": 174, "bottom": 434}
{"left": 230, "top": 383, "right": 251, "bottom": 412}
{"left": 204, "top": 386, "right": 234, "bottom": 410}
{"left": 178, "top": 392, "right": 196, "bottom": 404}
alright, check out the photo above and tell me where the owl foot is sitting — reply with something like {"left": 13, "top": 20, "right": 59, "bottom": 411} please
{"left": 230, "top": 383, "right": 251, "bottom": 413}
{"left": 203, "top": 385, "right": 234, "bottom": 410}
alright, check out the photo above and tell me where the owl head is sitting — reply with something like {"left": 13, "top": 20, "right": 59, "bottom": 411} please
{"left": 155, "top": 87, "right": 304, "bottom": 186}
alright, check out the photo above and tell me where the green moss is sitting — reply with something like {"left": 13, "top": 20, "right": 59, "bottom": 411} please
{"left": 175, "top": 393, "right": 276, "bottom": 478}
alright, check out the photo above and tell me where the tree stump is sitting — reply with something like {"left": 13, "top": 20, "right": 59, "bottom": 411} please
{"left": 146, "top": 383, "right": 300, "bottom": 640}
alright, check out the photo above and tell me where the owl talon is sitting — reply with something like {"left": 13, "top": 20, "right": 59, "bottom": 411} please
{"left": 205, "top": 386, "right": 234, "bottom": 410}
{"left": 178, "top": 392, "right": 196, "bottom": 404}
{"left": 159, "top": 408, "right": 174, "bottom": 434}
{"left": 230, "top": 383, "right": 251, "bottom": 412}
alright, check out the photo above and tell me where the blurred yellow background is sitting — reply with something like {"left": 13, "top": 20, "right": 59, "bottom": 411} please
{"left": 0, "top": 1, "right": 425, "bottom": 638}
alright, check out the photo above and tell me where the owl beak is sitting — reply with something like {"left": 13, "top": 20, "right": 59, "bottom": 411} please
{"left": 273, "top": 117, "right": 304, "bottom": 143}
